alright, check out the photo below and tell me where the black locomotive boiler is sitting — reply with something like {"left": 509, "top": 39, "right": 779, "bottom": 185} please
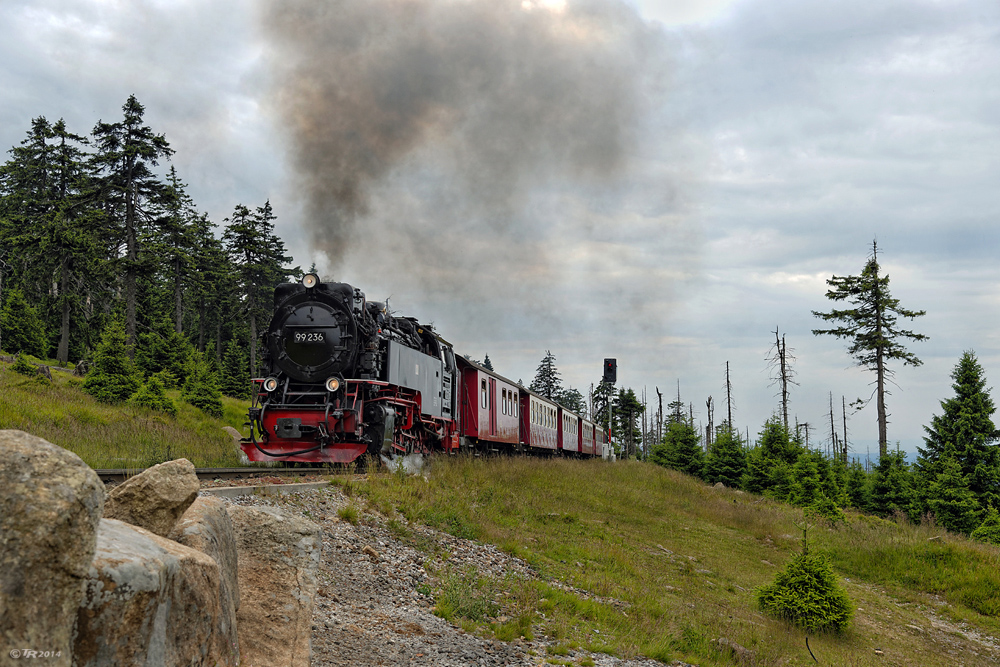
{"left": 242, "top": 273, "right": 459, "bottom": 463}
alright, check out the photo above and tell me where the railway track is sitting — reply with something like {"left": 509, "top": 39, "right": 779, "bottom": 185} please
{"left": 94, "top": 466, "right": 340, "bottom": 484}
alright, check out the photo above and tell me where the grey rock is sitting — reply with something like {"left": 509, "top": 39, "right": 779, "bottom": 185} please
{"left": 228, "top": 504, "right": 321, "bottom": 667}
{"left": 74, "top": 519, "right": 237, "bottom": 666}
{"left": 0, "top": 430, "right": 104, "bottom": 667}
{"left": 103, "top": 458, "right": 199, "bottom": 537}
{"left": 168, "top": 496, "right": 240, "bottom": 652}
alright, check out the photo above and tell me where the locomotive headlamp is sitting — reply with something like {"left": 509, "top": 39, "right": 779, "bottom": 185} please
{"left": 302, "top": 273, "right": 319, "bottom": 289}
{"left": 325, "top": 377, "right": 341, "bottom": 392}
{"left": 263, "top": 377, "right": 279, "bottom": 392}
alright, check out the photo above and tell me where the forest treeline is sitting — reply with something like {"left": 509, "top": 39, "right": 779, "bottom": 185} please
{"left": 527, "top": 344, "right": 1000, "bottom": 542}
{"left": 0, "top": 96, "right": 297, "bottom": 406}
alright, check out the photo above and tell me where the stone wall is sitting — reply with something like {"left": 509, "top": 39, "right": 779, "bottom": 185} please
{"left": 0, "top": 431, "right": 321, "bottom": 667}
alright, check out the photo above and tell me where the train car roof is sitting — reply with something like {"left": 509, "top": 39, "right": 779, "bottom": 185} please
{"left": 456, "top": 356, "right": 522, "bottom": 388}
{"left": 456, "top": 356, "right": 586, "bottom": 419}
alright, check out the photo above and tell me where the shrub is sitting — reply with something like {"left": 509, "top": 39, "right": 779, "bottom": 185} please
{"left": 971, "top": 506, "right": 1000, "bottom": 546}
{"left": 130, "top": 376, "right": 177, "bottom": 416}
{"left": 756, "top": 528, "right": 853, "bottom": 633}
{"left": 11, "top": 353, "right": 37, "bottom": 377}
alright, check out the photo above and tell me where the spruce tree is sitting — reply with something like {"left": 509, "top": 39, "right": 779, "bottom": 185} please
{"left": 789, "top": 450, "right": 824, "bottom": 508}
{"left": 151, "top": 166, "right": 199, "bottom": 333}
{"left": 614, "top": 387, "right": 645, "bottom": 457}
{"left": 91, "top": 95, "right": 174, "bottom": 355}
{"left": 812, "top": 240, "right": 928, "bottom": 457}
{"left": 916, "top": 351, "right": 999, "bottom": 513}
{"left": 0, "top": 287, "right": 47, "bottom": 356}
{"left": 651, "top": 420, "right": 703, "bottom": 477}
{"left": 222, "top": 200, "right": 295, "bottom": 378}
{"left": 555, "top": 387, "right": 587, "bottom": 415}
{"left": 758, "top": 416, "right": 802, "bottom": 466}
{"left": 756, "top": 527, "right": 853, "bottom": 633}
{"left": 482, "top": 354, "right": 494, "bottom": 371}
{"left": 926, "top": 455, "right": 981, "bottom": 534}
{"left": 870, "top": 451, "right": 915, "bottom": 519}
{"left": 845, "top": 460, "right": 872, "bottom": 512}
{"left": 0, "top": 117, "right": 102, "bottom": 365}
{"left": 221, "top": 338, "right": 250, "bottom": 399}
{"left": 136, "top": 318, "right": 194, "bottom": 387}
{"left": 182, "top": 351, "right": 223, "bottom": 418}
{"left": 10, "top": 353, "right": 38, "bottom": 377}
{"left": 529, "top": 350, "right": 562, "bottom": 400}
{"left": 702, "top": 425, "right": 746, "bottom": 488}
{"left": 189, "top": 212, "right": 235, "bottom": 355}
{"left": 83, "top": 319, "right": 141, "bottom": 403}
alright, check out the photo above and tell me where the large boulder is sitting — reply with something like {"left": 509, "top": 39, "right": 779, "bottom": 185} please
{"left": 103, "top": 458, "right": 199, "bottom": 537}
{"left": 74, "top": 519, "right": 238, "bottom": 666}
{"left": 0, "top": 430, "right": 104, "bottom": 666}
{"left": 168, "top": 496, "right": 240, "bottom": 649}
{"left": 228, "top": 505, "right": 321, "bottom": 667}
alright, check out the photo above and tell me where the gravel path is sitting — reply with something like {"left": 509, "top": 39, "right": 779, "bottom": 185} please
{"left": 216, "top": 484, "right": 670, "bottom": 667}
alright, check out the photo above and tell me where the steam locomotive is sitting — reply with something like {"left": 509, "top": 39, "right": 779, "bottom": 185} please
{"left": 240, "top": 273, "right": 607, "bottom": 464}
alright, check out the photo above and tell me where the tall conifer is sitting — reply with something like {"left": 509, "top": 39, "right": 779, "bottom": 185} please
{"left": 812, "top": 240, "right": 927, "bottom": 457}
{"left": 91, "top": 95, "right": 174, "bottom": 356}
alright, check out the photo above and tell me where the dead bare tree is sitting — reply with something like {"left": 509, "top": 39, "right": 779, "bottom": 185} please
{"left": 705, "top": 396, "right": 714, "bottom": 450}
{"left": 725, "top": 361, "right": 735, "bottom": 428}
{"left": 767, "top": 328, "right": 798, "bottom": 431}
{"left": 656, "top": 387, "right": 663, "bottom": 445}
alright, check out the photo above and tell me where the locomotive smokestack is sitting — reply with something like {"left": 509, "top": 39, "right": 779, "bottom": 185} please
{"left": 259, "top": 0, "right": 660, "bottom": 268}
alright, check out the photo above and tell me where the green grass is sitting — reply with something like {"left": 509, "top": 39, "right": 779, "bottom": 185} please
{"left": 0, "top": 358, "right": 249, "bottom": 468}
{"left": 358, "top": 455, "right": 1000, "bottom": 666}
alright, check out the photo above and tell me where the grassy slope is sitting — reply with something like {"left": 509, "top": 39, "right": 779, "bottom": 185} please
{"left": 0, "top": 358, "right": 249, "bottom": 468}
{"left": 358, "top": 456, "right": 1000, "bottom": 666}
{"left": 4, "top": 356, "right": 1000, "bottom": 664}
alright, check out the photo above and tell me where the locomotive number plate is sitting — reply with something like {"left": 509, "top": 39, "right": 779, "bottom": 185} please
{"left": 292, "top": 331, "right": 325, "bottom": 344}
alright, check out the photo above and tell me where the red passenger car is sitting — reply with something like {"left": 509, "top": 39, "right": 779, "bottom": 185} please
{"left": 580, "top": 418, "right": 597, "bottom": 456}
{"left": 559, "top": 409, "right": 580, "bottom": 455}
{"left": 457, "top": 358, "right": 520, "bottom": 449}
{"left": 520, "top": 391, "right": 559, "bottom": 451}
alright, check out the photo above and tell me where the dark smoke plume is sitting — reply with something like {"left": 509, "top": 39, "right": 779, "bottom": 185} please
{"left": 257, "top": 0, "right": 691, "bottom": 372}
{"left": 260, "top": 0, "right": 665, "bottom": 267}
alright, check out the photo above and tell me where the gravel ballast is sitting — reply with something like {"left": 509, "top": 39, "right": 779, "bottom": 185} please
{"left": 216, "top": 483, "right": 668, "bottom": 667}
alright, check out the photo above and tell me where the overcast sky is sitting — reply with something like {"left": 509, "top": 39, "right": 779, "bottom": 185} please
{"left": 3, "top": 0, "right": 999, "bottom": 459}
